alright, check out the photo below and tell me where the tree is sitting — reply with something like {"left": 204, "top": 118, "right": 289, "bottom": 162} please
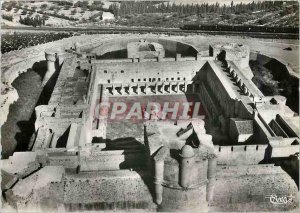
{"left": 40, "top": 3, "right": 47, "bottom": 10}
{"left": 2, "top": 14, "right": 13, "bottom": 21}
{"left": 71, "top": 9, "right": 76, "bottom": 15}
{"left": 6, "top": 6, "right": 13, "bottom": 11}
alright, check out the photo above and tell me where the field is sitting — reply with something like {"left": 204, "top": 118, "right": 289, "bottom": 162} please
{"left": 115, "top": 5, "right": 299, "bottom": 29}
{"left": 1, "top": 32, "right": 74, "bottom": 54}
{"left": 1, "top": 0, "right": 114, "bottom": 28}
{"left": 1, "top": 1, "right": 298, "bottom": 29}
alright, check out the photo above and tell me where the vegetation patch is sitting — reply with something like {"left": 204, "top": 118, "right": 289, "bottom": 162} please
{"left": 1, "top": 32, "right": 74, "bottom": 54}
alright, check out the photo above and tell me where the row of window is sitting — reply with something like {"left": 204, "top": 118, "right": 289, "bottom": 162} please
{"left": 107, "top": 77, "right": 186, "bottom": 83}
{"left": 104, "top": 70, "right": 124, "bottom": 74}
{"left": 104, "top": 71, "right": 181, "bottom": 75}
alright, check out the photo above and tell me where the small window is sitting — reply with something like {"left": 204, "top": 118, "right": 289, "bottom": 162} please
{"left": 104, "top": 70, "right": 107, "bottom": 73}
{"left": 107, "top": 80, "right": 110, "bottom": 83}
{"left": 138, "top": 79, "right": 141, "bottom": 82}
{"left": 149, "top": 78, "right": 151, "bottom": 82}
{"left": 183, "top": 77, "right": 186, "bottom": 80}
{"left": 166, "top": 78, "right": 169, "bottom": 81}
{"left": 177, "top": 72, "right": 179, "bottom": 74}
{"left": 152, "top": 78, "right": 156, "bottom": 82}
{"left": 177, "top": 77, "right": 180, "bottom": 80}
{"left": 121, "top": 70, "right": 124, "bottom": 73}
{"left": 131, "top": 79, "right": 134, "bottom": 82}
{"left": 158, "top": 78, "right": 161, "bottom": 81}
{"left": 171, "top": 77, "right": 174, "bottom": 80}
{"left": 144, "top": 78, "right": 146, "bottom": 81}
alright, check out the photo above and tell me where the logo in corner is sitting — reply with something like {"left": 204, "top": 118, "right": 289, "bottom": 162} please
{"left": 265, "top": 194, "right": 295, "bottom": 205}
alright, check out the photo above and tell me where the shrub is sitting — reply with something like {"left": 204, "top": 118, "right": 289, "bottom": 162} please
{"left": 49, "top": 6, "right": 59, "bottom": 11}
{"left": 71, "top": 10, "right": 76, "bottom": 15}
{"left": 2, "top": 14, "right": 13, "bottom": 21}
{"left": 6, "top": 6, "right": 13, "bottom": 11}
{"left": 43, "top": 14, "right": 50, "bottom": 20}
{"left": 21, "top": 10, "right": 27, "bottom": 15}
{"left": 64, "top": 5, "right": 71, "bottom": 10}
{"left": 40, "top": 4, "right": 48, "bottom": 10}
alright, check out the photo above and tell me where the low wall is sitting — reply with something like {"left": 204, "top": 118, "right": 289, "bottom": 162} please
{"left": 215, "top": 144, "right": 268, "bottom": 165}
{"left": 79, "top": 149, "right": 147, "bottom": 171}
{"left": 89, "top": 37, "right": 199, "bottom": 58}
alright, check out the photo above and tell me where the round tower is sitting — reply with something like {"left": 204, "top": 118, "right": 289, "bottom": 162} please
{"left": 154, "top": 160, "right": 164, "bottom": 205}
{"left": 179, "top": 145, "right": 195, "bottom": 188}
{"left": 43, "top": 49, "right": 57, "bottom": 86}
{"left": 74, "top": 42, "right": 81, "bottom": 53}
{"left": 153, "top": 144, "right": 210, "bottom": 212}
{"left": 206, "top": 157, "right": 217, "bottom": 205}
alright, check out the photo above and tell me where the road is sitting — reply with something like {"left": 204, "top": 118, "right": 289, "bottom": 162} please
{"left": 2, "top": 26, "right": 299, "bottom": 39}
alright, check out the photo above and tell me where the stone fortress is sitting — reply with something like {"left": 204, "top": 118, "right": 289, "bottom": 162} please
{"left": 1, "top": 36, "right": 299, "bottom": 212}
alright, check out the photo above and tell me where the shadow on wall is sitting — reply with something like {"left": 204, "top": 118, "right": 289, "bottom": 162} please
{"left": 1, "top": 61, "right": 48, "bottom": 158}
{"left": 89, "top": 133, "right": 156, "bottom": 209}
{"left": 56, "top": 125, "right": 71, "bottom": 148}
{"left": 11, "top": 60, "right": 62, "bottom": 155}
{"left": 273, "top": 155, "right": 299, "bottom": 189}
{"left": 261, "top": 145, "right": 299, "bottom": 189}
{"left": 89, "top": 38, "right": 198, "bottom": 59}
{"left": 120, "top": 137, "right": 155, "bottom": 204}
{"left": 217, "top": 50, "right": 226, "bottom": 62}
{"left": 97, "top": 49, "right": 128, "bottom": 59}
{"left": 264, "top": 59, "right": 299, "bottom": 113}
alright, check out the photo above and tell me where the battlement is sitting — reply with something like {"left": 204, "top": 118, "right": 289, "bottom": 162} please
{"left": 215, "top": 144, "right": 268, "bottom": 165}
